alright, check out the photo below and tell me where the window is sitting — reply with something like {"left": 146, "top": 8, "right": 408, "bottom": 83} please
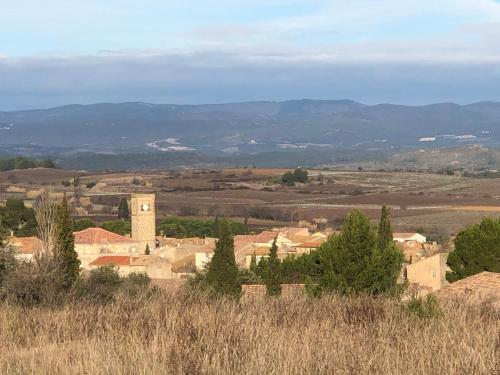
{"left": 432, "top": 269, "right": 437, "bottom": 278}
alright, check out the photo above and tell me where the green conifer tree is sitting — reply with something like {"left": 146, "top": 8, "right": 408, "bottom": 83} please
{"left": 266, "top": 237, "right": 282, "bottom": 296}
{"left": 212, "top": 215, "right": 220, "bottom": 237}
{"left": 318, "top": 210, "right": 403, "bottom": 295}
{"left": 145, "top": 243, "right": 150, "bottom": 255}
{"left": 206, "top": 220, "right": 241, "bottom": 298}
{"left": 54, "top": 195, "right": 80, "bottom": 289}
{"left": 378, "top": 205, "right": 393, "bottom": 250}
{"left": 117, "top": 198, "right": 130, "bottom": 219}
{"left": 249, "top": 252, "right": 257, "bottom": 273}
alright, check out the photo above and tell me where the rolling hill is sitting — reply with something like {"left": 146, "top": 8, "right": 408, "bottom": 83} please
{"left": 0, "top": 100, "right": 499, "bottom": 155}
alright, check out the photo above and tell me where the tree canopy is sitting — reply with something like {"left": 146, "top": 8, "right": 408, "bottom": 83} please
{"left": 117, "top": 198, "right": 130, "bottom": 220}
{"left": 100, "top": 220, "right": 131, "bottom": 236}
{"left": 446, "top": 218, "right": 500, "bottom": 282}
{"left": 158, "top": 217, "right": 247, "bottom": 238}
{"left": 280, "top": 168, "right": 308, "bottom": 185}
{"left": 0, "top": 198, "right": 37, "bottom": 238}
{"left": 0, "top": 157, "right": 56, "bottom": 171}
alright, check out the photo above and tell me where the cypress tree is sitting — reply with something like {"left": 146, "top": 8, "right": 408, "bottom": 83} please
{"left": 266, "top": 237, "right": 282, "bottom": 296}
{"left": 378, "top": 205, "right": 393, "bottom": 250}
{"left": 54, "top": 195, "right": 80, "bottom": 289}
{"left": 145, "top": 243, "right": 150, "bottom": 255}
{"left": 206, "top": 220, "right": 241, "bottom": 298}
{"left": 249, "top": 252, "right": 257, "bottom": 273}
{"left": 117, "top": 198, "right": 130, "bottom": 219}
{"left": 212, "top": 215, "right": 220, "bottom": 237}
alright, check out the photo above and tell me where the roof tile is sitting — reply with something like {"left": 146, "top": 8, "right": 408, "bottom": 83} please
{"left": 74, "top": 228, "right": 137, "bottom": 245}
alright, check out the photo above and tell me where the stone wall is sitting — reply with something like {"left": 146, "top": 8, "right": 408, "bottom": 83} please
{"left": 242, "top": 284, "right": 305, "bottom": 299}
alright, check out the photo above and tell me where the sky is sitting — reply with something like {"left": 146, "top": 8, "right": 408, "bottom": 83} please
{"left": 1, "top": 0, "right": 500, "bottom": 110}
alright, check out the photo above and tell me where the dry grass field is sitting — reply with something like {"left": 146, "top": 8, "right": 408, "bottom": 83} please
{"left": 0, "top": 291, "right": 498, "bottom": 375}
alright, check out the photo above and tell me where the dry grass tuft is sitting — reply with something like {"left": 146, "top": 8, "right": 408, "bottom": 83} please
{"left": 0, "top": 291, "right": 498, "bottom": 374}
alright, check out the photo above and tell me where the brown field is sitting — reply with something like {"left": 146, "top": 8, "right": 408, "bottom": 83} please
{"left": 1, "top": 168, "right": 500, "bottom": 236}
{"left": 0, "top": 291, "right": 498, "bottom": 375}
{"left": 0, "top": 168, "right": 79, "bottom": 184}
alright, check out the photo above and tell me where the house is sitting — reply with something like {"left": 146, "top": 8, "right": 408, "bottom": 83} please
{"left": 233, "top": 228, "right": 329, "bottom": 269}
{"left": 74, "top": 227, "right": 139, "bottom": 269}
{"left": 393, "top": 232, "right": 427, "bottom": 245}
{"left": 7, "top": 236, "right": 43, "bottom": 261}
{"left": 156, "top": 236, "right": 216, "bottom": 262}
{"left": 393, "top": 232, "right": 428, "bottom": 261}
{"left": 292, "top": 238, "right": 327, "bottom": 254}
{"left": 89, "top": 254, "right": 172, "bottom": 279}
{"left": 195, "top": 251, "right": 213, "bottom": 270}
{"left": 406, "top": 253, "right": 449, "bottom": 293}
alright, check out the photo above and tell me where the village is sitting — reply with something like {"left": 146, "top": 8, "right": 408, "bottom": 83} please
{"left": 6, "top": 191, "right": 496, "bottom": 301}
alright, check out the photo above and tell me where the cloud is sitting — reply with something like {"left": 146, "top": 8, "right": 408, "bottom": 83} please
{"left": 1, "top": 51, "right": 500, "bottom": 110}
{"left": 1, "top": 1, "right": 500, "bottom": 109}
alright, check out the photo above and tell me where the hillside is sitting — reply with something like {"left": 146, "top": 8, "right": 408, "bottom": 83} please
{"left": 1, "top": 100, "right": 499, "bottom": 155}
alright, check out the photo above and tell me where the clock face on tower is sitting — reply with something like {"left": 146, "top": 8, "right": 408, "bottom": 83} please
{"left": 141, "top": 203, "right": 150, "bottom": 212}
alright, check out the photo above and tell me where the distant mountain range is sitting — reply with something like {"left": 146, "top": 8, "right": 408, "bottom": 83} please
{"left": 1, "top": 99, "right": 500, "bottom": 155}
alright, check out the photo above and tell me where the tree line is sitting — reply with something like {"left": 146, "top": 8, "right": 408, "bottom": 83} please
{"left": 0, "top": 157, "right": 56, "bottom": 171}
{"left": 158, "top": 216, "right": 248, "bottom": 238}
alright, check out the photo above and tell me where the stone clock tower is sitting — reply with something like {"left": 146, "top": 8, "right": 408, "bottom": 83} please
{"left": 131, "top": 193, "right": 156, "bottom": 252}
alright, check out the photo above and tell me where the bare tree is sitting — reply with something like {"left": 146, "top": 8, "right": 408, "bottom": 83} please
{"left": 33, "top": 190, "right": 59, "bottom": 257}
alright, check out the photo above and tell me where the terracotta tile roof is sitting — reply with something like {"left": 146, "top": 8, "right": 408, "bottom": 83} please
{"left": 435, "top": 272, "right": 500, "bottom": 306}
{"left": 274, "top": 227, "right": 310, "bottom": 236}
{"left": 8, "top": 236, "right": 43, "bottom": 255}
{"left": 250, "top": 246, "right": 271, "bottom": 256}
{"left": 234, "top": 235, "right": 258, "bottom": 251}
{"left": 158, "top": 236, "right": 216, "bottom": 248}
{"left": 74, "top": 228, "right": 137, "bottom": 245}
{"left": 295, "top": 239, "right": 325, "bottom": 248}
{"left": 253, "top": 231, "right": 277, "bottom": 243}
{"left": 288, "top": 234, "right": 314, "bottom": 244}
{"left": 90, "top": 255, "right": 131, "bottom": 266}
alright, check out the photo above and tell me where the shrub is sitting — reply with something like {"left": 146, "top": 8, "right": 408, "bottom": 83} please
{"left": 405, "top": 295, "right": 443, "bottom": 319}
{"left": 73, "top": 266, "right": 122, "bottom": 304}
{"left": 280, "top": 168, "right": 308, "bottom": 185}
{"left": 238, "top": 268, "right": 262, "bottom": 285}
{"left": 121, "top": 272, "right": 151, "bottom": 297}
{"left": 1, "top": 255, "right": 66, "bottom": 307}
{"left": 0, "top": 246, "right": 16, "bottom": 287}
{"left": 304, "top": 276, "right": 321, "bottom": 298}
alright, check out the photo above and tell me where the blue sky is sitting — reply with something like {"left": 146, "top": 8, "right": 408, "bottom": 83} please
{"left": 1, "top": 0, "right": 500, "bottom": 109}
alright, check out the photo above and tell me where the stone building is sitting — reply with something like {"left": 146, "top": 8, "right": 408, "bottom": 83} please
{"left": 89, "top": 254, "right": 172, "bottom": 279}
{"left": 74, "top": 227, "right": 139, "bottom": 269}
{"left": 406, "top": 253, "right": 449, "bottom": 293}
